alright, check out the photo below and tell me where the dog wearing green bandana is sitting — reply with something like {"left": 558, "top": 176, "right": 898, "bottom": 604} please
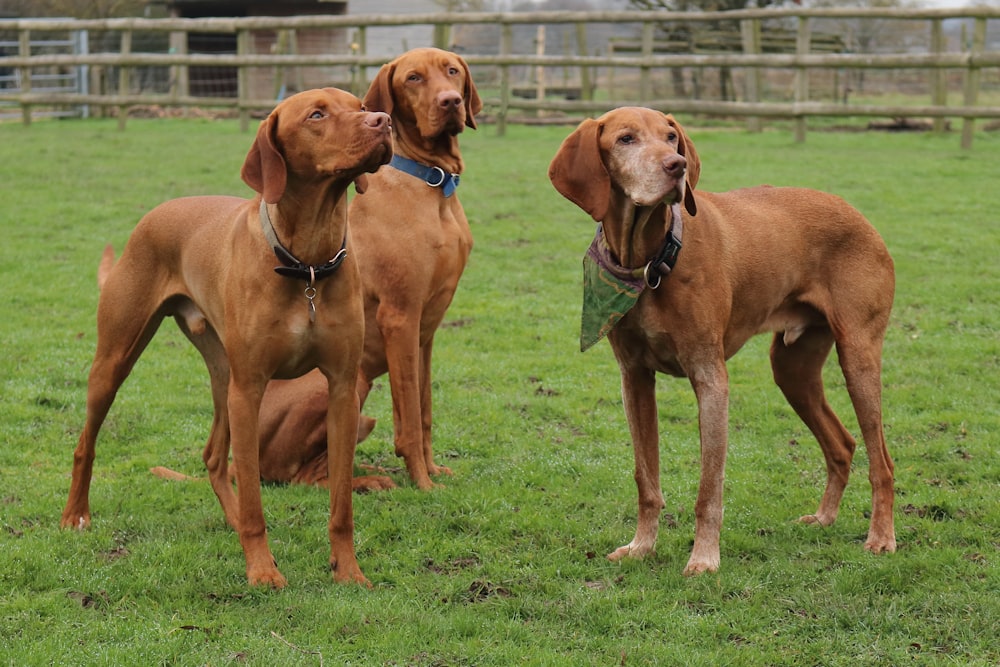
{"left": 549, "top": 107, "right": 896, "bottom": 576}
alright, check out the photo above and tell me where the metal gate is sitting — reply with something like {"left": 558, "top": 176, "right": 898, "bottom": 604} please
{"left": 0, "top": 20, "right": 88, "bottom": 120}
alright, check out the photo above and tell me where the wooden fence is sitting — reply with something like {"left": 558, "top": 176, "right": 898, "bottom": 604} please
{"left": 2, "top": 7, "right": 999, "bottom": 147}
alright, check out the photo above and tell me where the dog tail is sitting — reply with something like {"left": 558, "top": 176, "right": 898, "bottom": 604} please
{"left": 149, "top": 466, "right": 202, "bottom": 482}
{"left": 97, "top": 244, "right": 115, "bottom": 290}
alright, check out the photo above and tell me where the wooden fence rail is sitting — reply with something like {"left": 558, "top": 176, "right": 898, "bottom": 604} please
{"left": 2, "top": 7, "right": 999, "bottom": 147}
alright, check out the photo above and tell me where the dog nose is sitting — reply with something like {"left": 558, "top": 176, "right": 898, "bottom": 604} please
{"left": 438, "top": 91, "right": 463, "bottom": 110}
{"left": 365, "top": 112, "right": 390, "bottom": 129}
{"left": 663, "top": 154, "right": 687, "bottom": 178}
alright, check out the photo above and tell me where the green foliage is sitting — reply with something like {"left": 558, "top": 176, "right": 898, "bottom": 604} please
{"left": 1, "top": 117, "right": 998, "bottom": 665}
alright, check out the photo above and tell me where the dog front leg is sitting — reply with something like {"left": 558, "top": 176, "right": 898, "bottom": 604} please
{"left": 419, "top": 337, "right": 451, "bottom": 478}
{"left": 685, "top": 361, "right": 730, "bottom": 575}
{"left": 62, "top": 295, "right": 163, "bottom": 530}
{"left": 228, "top": 378, "right": 286, "bottom": 588}
{"left": 608, "top": 364, "right": 664, "bottom": 562}
{"left": 325, "top": 374, "right": 369, "bottom": 586}
{"left": 378, "top": 307, "right": 434, "bottom": 489}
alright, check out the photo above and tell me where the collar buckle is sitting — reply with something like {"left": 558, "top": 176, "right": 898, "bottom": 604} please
{"left": 643, "top": 204, "right": 684, "bottom": 290}
{"left": 425, "top": 166, "right": 447, "bottom": 188}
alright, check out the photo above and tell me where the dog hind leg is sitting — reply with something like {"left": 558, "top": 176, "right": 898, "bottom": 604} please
{"left": 61, "top": 280, "right": 168, "bottom": 530}
{"left": 836, "top": 333, "right": 896, "bottom": 554}
{"left": 770, "top": 327, "right": 857, "bottom": 527}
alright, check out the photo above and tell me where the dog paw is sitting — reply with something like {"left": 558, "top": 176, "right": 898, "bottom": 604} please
{"left": 797, "top": 513, "right": 835, "bottom": 527}
{"left": 682, "top": 544, "right": 720, "bottom": 576}
{"left": 428, "top": 463, "right": 453, "bottom": 477}
{"left": 352, "top": 475, "right": 397, "bottom": 493}
{"left": 247, "top": 567, "right": 288, "bottom": 589}
{"left": 607, "top": 542, "right": 653, "bottom": 562}
{"left": 412, "top": 476, "right": 441, "bottom": 491}
{"left": 682, "top": 558, "right": 720, "bottom": 576}
{"left": 864, "top": 535, "right": 897, "bottom": 555}
{"left": 330, "top": 561, "right": 371, "bottom": 588}
{"left": 59, "top": 513, "right": 90, "bottom": 531}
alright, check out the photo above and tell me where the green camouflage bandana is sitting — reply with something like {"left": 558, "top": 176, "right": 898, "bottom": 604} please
{"left": 580, "top": 204, "right": 683, "bottom": 352}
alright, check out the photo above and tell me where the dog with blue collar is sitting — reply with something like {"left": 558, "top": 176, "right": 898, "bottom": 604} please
{"left": 250, "top": 48, "right": 484, "bottom": 494}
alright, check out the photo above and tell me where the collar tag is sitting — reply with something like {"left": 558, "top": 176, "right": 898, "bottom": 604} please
{"left": 259, "top": 201, "right": 347, "bottom": 322}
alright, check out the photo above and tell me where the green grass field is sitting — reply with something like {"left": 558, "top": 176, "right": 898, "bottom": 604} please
{"left": 1, "top": 116, "right": 998, "bottom": 666}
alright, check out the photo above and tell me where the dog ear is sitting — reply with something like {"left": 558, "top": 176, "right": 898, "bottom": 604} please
{"left": 354, "top": 174, "right": 369, "bottom": 195}
{"left": 362, "top": 61, "right": 395, "bottom": 116}
{"left": 666, "top": 114, "right": 699, "bottom": 216}
{"left": 241, "top": 112, "right": 286, "bottom": 204}
{"left": 459, "top": 56, "right": 483, "bottom": 130}
{"left": 548, "top": 118, "right": 610, "bottom": 222}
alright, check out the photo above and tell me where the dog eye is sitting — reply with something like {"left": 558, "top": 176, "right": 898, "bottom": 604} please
{"left": 448, "top": 66, "right": 460, "bottom": 76}
{"left": 667, "top": 132, "right": 678, "bottom": 143}
{"left": 407, "top": 73, "right": 421, "bottom": 83}
{"left": 308, "top": 110, "right": 325, "bottom": 120}
{"left": 618, "top": 134, "right": 635, "bottom": 145}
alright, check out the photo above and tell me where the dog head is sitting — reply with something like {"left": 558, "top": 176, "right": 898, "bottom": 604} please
{"left": 548, "top": 107, "right": 700, "bottom": 221}
{"left": 362, "top": 47, "right": 483, "bottom": 138}
{"left": 241, "top": 87, "right": 393, "bottom": 204}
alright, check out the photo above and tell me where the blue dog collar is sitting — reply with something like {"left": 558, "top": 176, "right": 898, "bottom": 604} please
{"left": 389, "top": 155, "right": 460, "bottom": 197}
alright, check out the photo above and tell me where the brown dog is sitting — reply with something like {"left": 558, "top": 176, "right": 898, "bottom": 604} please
{"left": 60, "top": 88, "right": 392, "bottom": 588}
{"left": 241, "top": 48, "right": 482, "bottom": 491}
{"left": 549, "top": 107, "right": 896, "bottom": 574}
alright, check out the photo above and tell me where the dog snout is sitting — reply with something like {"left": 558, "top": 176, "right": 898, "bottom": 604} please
{"left": 437, "top": 90, "right": 463, "bottom": 112}
{"left": 365, "top": 111, "right": 391, "bottom": 130}
{"left": 663, "top": 154, "right": 686, "bottom": 180}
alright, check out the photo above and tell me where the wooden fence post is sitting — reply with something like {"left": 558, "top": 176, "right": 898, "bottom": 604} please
{"left": 794, "top": 16, "right": 811, "bottom": 144}
{"left": 535, "top": 24, "right": 546, "bottom": 117}
{"left": 351, "top": 26, "right": 367, "bottom": 98}
{"left": 930, "top": 19, "right": 947, "bottom": 134}
{"left": 960, "top": 17, "right": 986, "bottom": 150}
{"left": 117, "top": 30, "right": 131, "bottom": 130}
{"left": 272, "top": 29, "right": 287, "bottom": 100}
{"left": 497, "top": 22, "right": 512, "bottom": 137}
{"left": 18, "top": 28, "right": 30, "bottom": 126}
{"left": 434, "top": 22, "right": 451, "bottom": 50}
{"left": 741, "top": 17, "right": 761, "bottom": 133}
{"left": 576, "top": 22, "right": 592, "bottom": 101}
{"left": 169, "top": 29, "right": 188, "bottom": 114}
{"left": 640, "top": 21, "right": 653, "bottom": 102}
{"left": 238, "top": 28, "right": 250, "bottom": 133}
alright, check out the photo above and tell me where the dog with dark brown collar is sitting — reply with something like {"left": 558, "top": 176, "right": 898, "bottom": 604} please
{"left": 550, "top": 107, "right": 896, "bottom": 574}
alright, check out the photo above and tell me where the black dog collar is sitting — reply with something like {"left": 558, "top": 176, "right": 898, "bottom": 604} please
{"left": 259, "top": 200, "right": 347, "bottom": 282}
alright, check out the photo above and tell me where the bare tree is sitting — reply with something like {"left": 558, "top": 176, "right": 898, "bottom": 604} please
{"left": 627, "top": 0, "right": 786, "bottom": 99}
{"left": 431, "top": 0, "right": 492, "bottom": 10}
